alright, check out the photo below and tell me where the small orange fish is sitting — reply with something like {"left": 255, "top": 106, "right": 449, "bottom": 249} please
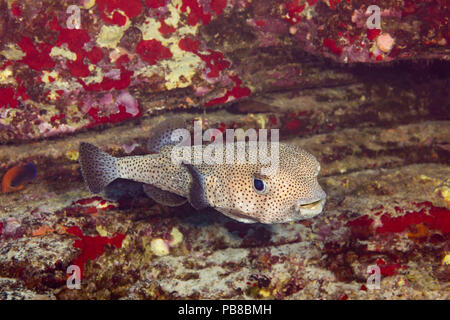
{"left": 2, "top": 162, "right": 37, "bottom": 193}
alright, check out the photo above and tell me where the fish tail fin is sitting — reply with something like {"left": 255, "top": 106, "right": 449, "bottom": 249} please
{"left": 79, "top": 142, "right": 118, "bottom": 193}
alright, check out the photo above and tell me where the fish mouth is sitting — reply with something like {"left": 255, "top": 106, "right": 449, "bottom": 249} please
{"left": 294, "top": 197, "right": 326, "bottom": 219}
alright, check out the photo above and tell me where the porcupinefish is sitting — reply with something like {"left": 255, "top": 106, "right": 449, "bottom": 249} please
{"left": 78, "top": 117, "right": 326, "bottom": 224}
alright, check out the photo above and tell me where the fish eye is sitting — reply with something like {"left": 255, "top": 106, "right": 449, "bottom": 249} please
{"left": 253, "top": 177, "right": 267, "bottom": 194}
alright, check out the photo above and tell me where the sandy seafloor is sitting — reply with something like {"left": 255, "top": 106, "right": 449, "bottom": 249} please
{"left": 1, "top": 83, "right": 449, "bottom": 299}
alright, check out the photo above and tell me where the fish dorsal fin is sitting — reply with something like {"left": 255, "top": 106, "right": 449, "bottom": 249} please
{"left": 142, "top": 184, "right": 187, "bottom": 207}
{"left": 147, "top": 116, "right": 189, "bottom": 153}
{"left": 182, "top": 162, "right": 210, "bottom": 210}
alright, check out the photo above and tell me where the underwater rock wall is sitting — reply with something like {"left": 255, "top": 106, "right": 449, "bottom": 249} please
{"left": 0, "top": 0, "right": 448, "bottom": 142}
{"left": 0, "top": 79, "right": 449, "bottom": 299}
{"left": 0, "top": 0, "right": 449, "bottom": 300}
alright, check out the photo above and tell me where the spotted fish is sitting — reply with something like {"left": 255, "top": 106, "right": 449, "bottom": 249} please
{"left": 78, "top": 117, "right": 326, "bottom": 224}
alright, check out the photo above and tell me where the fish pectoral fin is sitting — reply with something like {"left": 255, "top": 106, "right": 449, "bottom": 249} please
{"left": 181, "top": 162, "right": 210, "bottom": 210}
{"left": 142, "top": 184, "right": 187, "bottom": 207}
{"left": 147, "top": 116, "right": 190, "bottom": 153}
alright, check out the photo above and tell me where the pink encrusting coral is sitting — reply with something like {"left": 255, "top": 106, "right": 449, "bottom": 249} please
{"left": 180, "top": 0, "right": 227, "bottom": 26}
{"left": 205, "top": 75, "right": 251, "bottom": 106}
{"left": 376, "top": 258, "right": 404, "bottom": 277}
{"left": 66, "top": 226, "right": 126, "bottom": 278}
{"left": 347, "top": 202, "right": 450, "bottom": 239}
{"left": 0, "top": 87, "right": 18, "bottom": 109}
{"left": 178, "top": 37, "right": 251, "bottom": 104}
{"left": 136, "top": 39, "right": 173, "bottom": 65}
{"left": 376, "top": 203, "right": 450, "bottom": 235}
{"left": 96, "top": 0, "right": 143, "bottom": 25}
{"left": 81, "top": 90, "right": 141, "bottom": 127}
{"left": 17, "top": 36, "right": 55, "bottom": 71}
